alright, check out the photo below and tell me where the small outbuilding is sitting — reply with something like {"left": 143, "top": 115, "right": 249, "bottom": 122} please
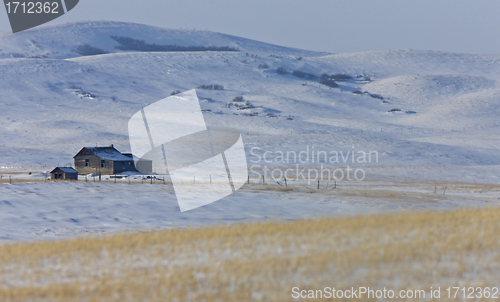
{"left": 50, "top": 167, "right": 78, "bottom": 180}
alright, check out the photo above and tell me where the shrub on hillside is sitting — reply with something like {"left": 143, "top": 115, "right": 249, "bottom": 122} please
{"left": 320, "top": 73, "right": 330, "bottom": 81}
{"left": 74, "top": 44, "right": 108, "bottom": 56}
{"left": 369, "top": 93, "right": 384, "bottom": 100}
{"left": 292, "top": 70, "right": 317, "bottom": 80}
{"left": 276, "top": 67, "right": 288, "bottom": 75}
{"left": 320, "top": 73, "right": 353, "bottom": 82}
{"left": 110, "top": 36, "right": 237, "bottom": 52}
{"left": 320, "top": 79, "right": 339, "bottom": 88}
{"left": 258, "top": 63, "right": 270, "bottom": 69}
{"left": 233, "top": 96, "right": 245, "bottom": 102}
{"left": 198, "top": 84, "right": 224, "bottom": 90}
{"left": 330, "top": 74, "right": 353, "bottom": 81}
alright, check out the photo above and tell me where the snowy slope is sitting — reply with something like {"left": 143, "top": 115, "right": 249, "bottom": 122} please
{"left": 0, "top": 180, "right": 497, "bottom": 242}
{"left": 316, "top": 49, "right": 500, "bottom": 78}
{"left": 0, "top": 21, "right": 325, "bottom": 60}
{"left": 1, "top": 43, "right": 500, "bottom": 169}
{"left": 3, "top": 23, "right": 499, "bottom": 169}
{"left": 2, "top": 21, "right": 500, "bottom": 241}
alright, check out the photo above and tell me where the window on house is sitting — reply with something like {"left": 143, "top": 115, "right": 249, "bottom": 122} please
{"left": 85, "top": 159, "right": 90, "bottom": 167}
{"left": 101, "top": 160, "right": 106, "bottom": 168}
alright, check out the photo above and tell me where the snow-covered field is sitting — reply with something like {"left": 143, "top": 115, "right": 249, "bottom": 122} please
{"left": 1, "top": 21, "right": 500, "bottom": 242}
{"left": 1, "top": 178, "right": 498, "bottom": 242}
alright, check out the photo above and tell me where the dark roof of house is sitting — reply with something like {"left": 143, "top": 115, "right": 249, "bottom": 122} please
{"left": 51, "top": 167, "right": 78, "bottom": 174}
{"left": 74, "top": 147, "right": 133, "bottom": 161}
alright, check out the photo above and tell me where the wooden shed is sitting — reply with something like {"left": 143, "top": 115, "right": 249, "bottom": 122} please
{"left": 50, "top": 167, "right": 78, "bottom": 180}
{"left": 73, "top": 145, "right": 137, "bottom": 175}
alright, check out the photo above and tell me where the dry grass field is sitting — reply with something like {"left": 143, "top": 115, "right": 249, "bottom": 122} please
{"left": 0, "top": 207, "right": 499, "bottom": 301}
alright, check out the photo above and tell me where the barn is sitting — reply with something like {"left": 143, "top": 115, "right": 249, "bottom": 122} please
{"left": 73, "top": 145, "right": 137, "bottom": 175}
{"left": 50, "top": 167, "right": 78, "bottom": 180}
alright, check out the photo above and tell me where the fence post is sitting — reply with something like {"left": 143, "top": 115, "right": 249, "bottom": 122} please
{"left": 284, "top": 177, "right": 287, "bottom": 187}
{"left": 9, "top": 176, "right": 12, "bottom": 184}
{"left": 114, "top": 175, "right": 117, "bottom": 183}
{"left": 262, "top": 175, "right": 265, "bottom": 185}
{"left": 443, "top": 186, "right": 447, "bottom": 195}
{"left": 317, "top": 180, "right": 320, "bottom": 189}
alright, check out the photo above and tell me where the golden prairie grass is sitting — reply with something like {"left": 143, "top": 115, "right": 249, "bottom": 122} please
{"left": 1, "top": 207, "right": 500, "bottom": 301}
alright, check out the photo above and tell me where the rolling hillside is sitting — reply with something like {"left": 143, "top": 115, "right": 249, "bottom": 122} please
{"left": 1, "top": 21, "right": 500, "bottom": 241}
{"left": 0, "top": 20, "right": 324, "bottom": 60}
{"left": 1, "top": 22, "right": 500, "bottom": 170}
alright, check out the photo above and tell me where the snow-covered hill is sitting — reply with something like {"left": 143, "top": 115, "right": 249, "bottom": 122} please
{"left": 0, "top": 21, "right": 324, "bottom": 60}
{"left": 2, "top": 21, "right": 500, "bottom": 241}
{"left": 1, "top": 21, "right": 500, "bottom": 171}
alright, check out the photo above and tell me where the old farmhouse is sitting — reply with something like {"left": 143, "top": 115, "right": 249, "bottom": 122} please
{"left": 74, "top": 145, "right": 137, "bottom": 175}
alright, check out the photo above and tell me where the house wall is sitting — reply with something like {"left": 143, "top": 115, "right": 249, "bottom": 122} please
{"left": 75, "top": 155, "right": 114, "bottom": 175}
{"left": 75, "top": 156, "right": 136, "bottom": 175}
{"left": 51, "top": 170, "right": 78, "bottom": 180}
{"left": 51, "top": 173, "right": 62, "bottom": 180}
{"left": 135, "top": 159, "right": 153, "bottom": 174}
{"left": 112, "top": 161, "right": 136, "bottom": 174}
{"left": 64, "top": 173, "right": 78, "bottom": 180}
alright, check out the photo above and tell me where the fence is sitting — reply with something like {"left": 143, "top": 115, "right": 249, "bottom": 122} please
{"left": 0, "top": 173, "right": 472, "bottom": 196}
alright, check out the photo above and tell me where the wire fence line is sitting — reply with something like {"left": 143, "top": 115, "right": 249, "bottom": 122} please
{"left": 0, "top": 174, "right": 339, "bottom": 187}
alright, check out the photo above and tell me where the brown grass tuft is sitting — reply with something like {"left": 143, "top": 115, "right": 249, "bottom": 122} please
{"left": 0, "top": 208, "right": 499, "bottom": 301}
